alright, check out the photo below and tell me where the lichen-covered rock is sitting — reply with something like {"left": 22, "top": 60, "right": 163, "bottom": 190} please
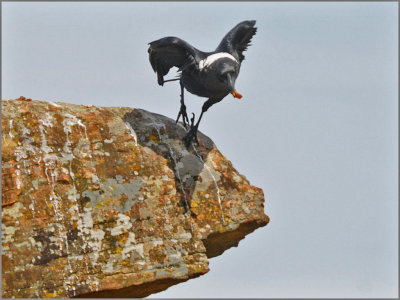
{"left": 1, "top": 97, "right": 269, "bottom": 298}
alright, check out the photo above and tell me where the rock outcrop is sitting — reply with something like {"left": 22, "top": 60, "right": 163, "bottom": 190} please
{"left": 1, "top": 97, "right": 269, "bottom": 298}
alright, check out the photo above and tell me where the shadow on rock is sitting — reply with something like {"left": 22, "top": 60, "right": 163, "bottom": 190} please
{"left": 124, "top": 109, "right": 215, "bottom": 215}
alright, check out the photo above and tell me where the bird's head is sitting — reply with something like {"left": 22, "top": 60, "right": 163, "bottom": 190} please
{"left": 216, "top": 60, "right": 242, "bottom": 99}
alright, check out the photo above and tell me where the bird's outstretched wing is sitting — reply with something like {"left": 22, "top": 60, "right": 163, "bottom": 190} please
{"left": 148, "top": 37, "right": 205, "bottom": 86}
{"left": 215, "top": 20, "right": 257, "bottom": 63}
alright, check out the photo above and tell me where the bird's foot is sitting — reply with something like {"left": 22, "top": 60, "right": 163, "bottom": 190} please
{"left": 176, "top": 104, "right": 189, "bottom": 128}
{"left": 184, "top": 113, "right": 199, "bottom": 148}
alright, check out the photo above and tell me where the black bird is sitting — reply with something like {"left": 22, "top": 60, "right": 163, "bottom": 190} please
{"left": 148, "top": 20, "right": 257, "bottom": 147}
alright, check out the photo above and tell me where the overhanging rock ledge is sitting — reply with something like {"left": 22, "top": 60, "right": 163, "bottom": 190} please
{"left": 2, "top": 97, "right": 269, "bottom": 298}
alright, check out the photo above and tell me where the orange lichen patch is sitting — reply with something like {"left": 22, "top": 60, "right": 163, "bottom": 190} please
{"left": 16, "top": 96, "right": 32, "bottom": 102}
{"left": 48, "top": 105, "right": 61, "bottom": 112}
{"left": 1, "top": 136, "right": 18, "bottom": 162}
{"left": 81, "top": 111, "right": 98, "bottom": 121}
{"left": 1, "top": 170, "right": 21, "bottom": 207}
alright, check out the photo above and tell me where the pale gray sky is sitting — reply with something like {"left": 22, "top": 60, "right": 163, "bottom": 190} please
{"left": 2, "top": 2, "right": 398, "bottom": 298}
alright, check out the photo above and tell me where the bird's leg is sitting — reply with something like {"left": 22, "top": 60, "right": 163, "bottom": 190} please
{"left": 176, "top": 80, "right": 189, "bottom": 128}
{"left": 163, "top": 78, "right": 180, "bottom": 83}
{"left": 184, "top": 112, "right": 202, "bottom": 147}
{"left": 184, "top": 98, "right": 221, "bottom": 148}
{"left": 189, "top": 112, "right": 196, "bottom": 128}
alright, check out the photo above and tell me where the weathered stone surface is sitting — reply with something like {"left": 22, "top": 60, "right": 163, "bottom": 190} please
{"left": 1, "top": 97, "right": 269, "bottom": 298}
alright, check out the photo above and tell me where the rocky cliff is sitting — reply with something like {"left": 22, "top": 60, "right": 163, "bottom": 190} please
{"left": 1, "top": 97, "right": 269, "bottom": 298}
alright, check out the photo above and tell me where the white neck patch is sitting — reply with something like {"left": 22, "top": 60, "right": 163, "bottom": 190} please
{"left": 199, "top": 52, "right": 237, "bottom": 70}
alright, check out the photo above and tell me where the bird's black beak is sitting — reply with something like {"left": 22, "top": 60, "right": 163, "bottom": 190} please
{"left": 226, "top": 73, "right": 243, "bottom": 99}
{"left": 226, "top": 73, "right": 235, "bottom": 93}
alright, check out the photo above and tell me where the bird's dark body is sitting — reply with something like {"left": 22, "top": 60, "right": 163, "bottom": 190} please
{"left": 148, "top": 20, "right": 257, "bottom": 147}
{"left": 180, "top": 57, "right": 240, "bottom": 99}
{"left": 180, "top": 71, "right": 210, "bottom": 98}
